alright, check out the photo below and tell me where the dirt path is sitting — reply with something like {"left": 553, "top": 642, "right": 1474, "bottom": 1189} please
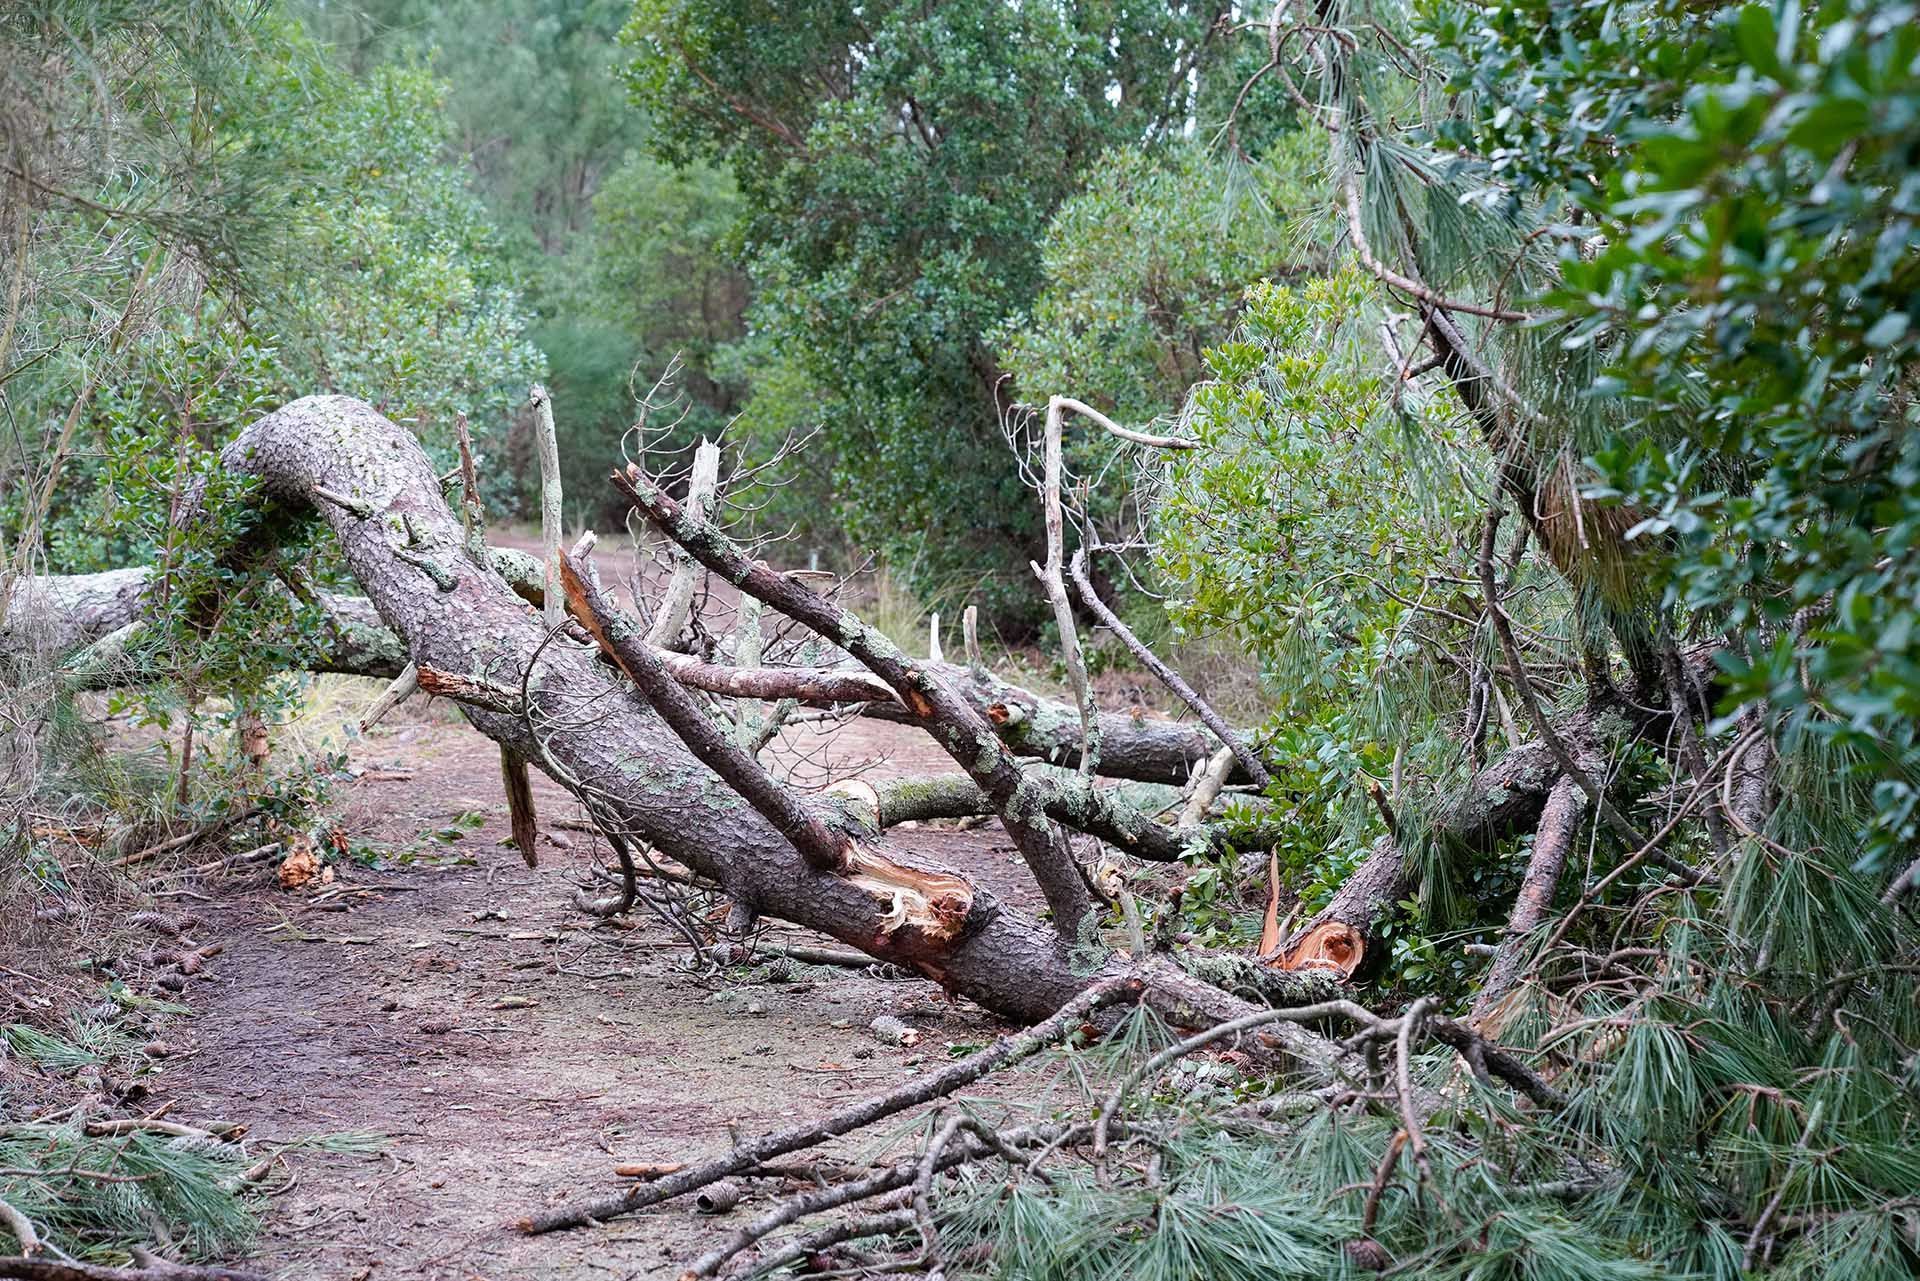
{"left": 153, "top": 706, "right": 1045, "bottom": 1280}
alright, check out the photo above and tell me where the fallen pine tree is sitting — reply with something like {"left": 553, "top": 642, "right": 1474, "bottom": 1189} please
{"left": 11, "top": 393, "right": 1916, "bottom": 1278}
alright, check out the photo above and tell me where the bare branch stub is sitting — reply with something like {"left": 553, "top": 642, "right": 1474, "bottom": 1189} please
{"left": 500, "top": 748, "right": 540, "bottom": 870}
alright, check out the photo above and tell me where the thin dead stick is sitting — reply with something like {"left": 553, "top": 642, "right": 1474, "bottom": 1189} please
{"left": 1393, "top": 996, "right": 1437, "bottom": 1195}
{"left": 1049, "top": 395, "right": 1197, "bottom": 450}
{"left": 912, "top": 1110, "right": 968, "bottom": 1278}
{"left": 1743, "top": 1100, "right": 1824, "bottom": 1271}
{"left": 962, "top": 605, "right": 982, "bottom": 673}
{"left": 646, "top": 438, "right": 722, "bottom": 648}
{"left": 112, "top": 807, "right": 263, "bottom": 869}
{"left": 528, "top": 385, "right": 564, "bottom": 632}
{"left": 1032, "top": 397, "right": 1100, "bottom": 778}
{"left": 717, "top": 1209, "right": 916, "bottom": 1281}
{"left": 1071, "top": 548, "right": 1269, "bottom": 789}
{"left": 518, "top": 976, "right": 1142, "bottom": 1233}
{"left": 682, "top": 1128, "right": 1030, "bottom": 1279}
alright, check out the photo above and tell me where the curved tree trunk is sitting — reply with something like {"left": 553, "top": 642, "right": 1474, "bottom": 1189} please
{"left": 199, "top": 397, "right": 1105, "bottom": 1021}
{"left": 15, "top": 395, "right": 1357, "bottom": 1083}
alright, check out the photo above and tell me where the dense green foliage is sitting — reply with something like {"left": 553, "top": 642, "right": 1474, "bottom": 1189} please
{"left": 2, "top": 7, "right": 542, "bottom": 568}
{"left": 291, "top": 0, "right": 746, "bottom": 523}
{"left": 998, "top": 131, "right": 1329, "bottom": 430}
{"left": 1, "top": 3, "right": 542, "bottom": 799}
{"left": 1433, "top": 0, "right": 1920, "bottom": 869}
{"left": 621, "top": 0, "right": 1234, "bottom": 620}
{"left": 938, "top": 998, "right": 1920, "bottom": 1281}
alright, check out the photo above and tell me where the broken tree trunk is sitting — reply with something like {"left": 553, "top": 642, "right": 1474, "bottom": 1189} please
{"left": 26, "top": 396, "right": 1333, "bottom": 1051}
{"left": 207, "top": 397, "right": 1101, "bottom": 1019}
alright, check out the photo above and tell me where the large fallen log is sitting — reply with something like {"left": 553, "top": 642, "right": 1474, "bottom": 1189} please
{"left": 11, "top": 396, "right": 1342, "bottom": 1056}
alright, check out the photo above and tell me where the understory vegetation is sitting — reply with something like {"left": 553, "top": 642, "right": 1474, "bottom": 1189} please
{"left": 3, "top": 0, "right": 1918, "bottom": 1278}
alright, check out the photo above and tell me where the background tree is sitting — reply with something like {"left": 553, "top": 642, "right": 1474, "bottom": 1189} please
{"left": 622, "top": 0, "right": 1235, "bottom": 625}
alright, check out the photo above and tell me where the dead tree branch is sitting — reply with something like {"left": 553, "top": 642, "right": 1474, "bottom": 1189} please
{"left": 646, "top": 438, "right": 722, "bottom": 648}
{"left": 518, "top": 975, "right": 1147, "bottom": 1234}
{"left": 1070, "top": 547, "right": 1270, "bottom": 790}
{"left": 1033, "top": 397, "right": 1101, "bottom": 778}
{"left": 610, "top": 462, "right": 1095, "bottom": 935}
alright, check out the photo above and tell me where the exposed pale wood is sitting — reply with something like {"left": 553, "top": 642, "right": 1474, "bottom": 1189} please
{"left": 1031, "top": 396, "right": 1099, "bottom": 778}
{"left": 528, "top": 384, "right": 564, "bottom": 632}
{"left": 358, "top": 662, "right": 418, "bottom": 731}
{"left": 612, "top": 460, "right": 1095, "bottom": 936}
{"left": 644, "top": 438, "right": 721, "bottom": 648}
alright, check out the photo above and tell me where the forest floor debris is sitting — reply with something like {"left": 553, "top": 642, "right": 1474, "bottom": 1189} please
{"left": 100, "top": 697, "right": 1069, "bottom": 1279}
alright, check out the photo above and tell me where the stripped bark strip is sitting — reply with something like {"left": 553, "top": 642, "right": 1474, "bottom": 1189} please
{"left": 611, "top": 463, "right": 1094, "bottom": 935}
{"left": 517, "top": 975, "right": 1145, "bottom": 1234}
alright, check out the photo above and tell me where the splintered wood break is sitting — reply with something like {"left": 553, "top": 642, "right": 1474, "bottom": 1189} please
{"left": 1268, "top": 921, "right": 1364, "bottom": 978}
{"left": 841, "top": 843, "right": 973, "bottom": 945}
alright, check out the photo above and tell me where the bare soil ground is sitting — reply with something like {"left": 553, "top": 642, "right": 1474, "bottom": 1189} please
{"left": 141, "top": 701, "right": 1057, "bottom": 1281}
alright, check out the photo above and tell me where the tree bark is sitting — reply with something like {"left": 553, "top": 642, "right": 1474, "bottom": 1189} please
{"left": 176, "top": 397, "right": 1114, "bottom": 1020}
{"left": 1472, "top": 772, "right": 1589, "bottom": 1023}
